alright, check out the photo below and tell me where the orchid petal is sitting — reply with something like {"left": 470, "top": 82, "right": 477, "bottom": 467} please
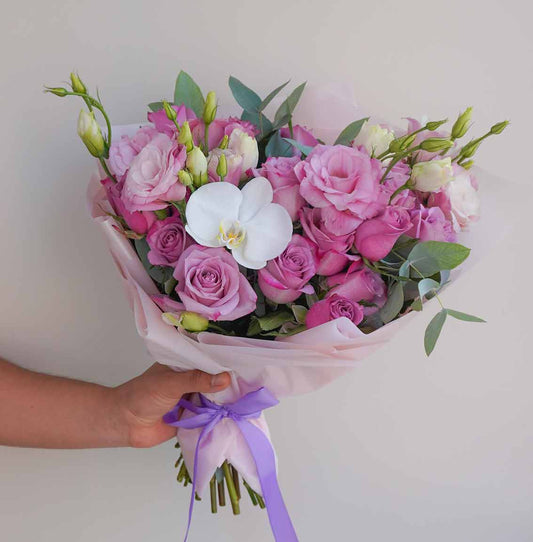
{"left": 185, "top": 181, "right": 242, "bottom": 245}
{"left": 238, "top": 177, "right": 273, "bottom": 223}
{"left": 240, "top": 203, "right": 293, "bottom": 264}
{"left": 232, "top": 245, "right": 267, "bottom": 270}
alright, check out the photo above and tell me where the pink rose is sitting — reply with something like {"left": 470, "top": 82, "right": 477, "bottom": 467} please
{"left": 174, "top": 245, "right": 257, "bottom": 321}
{"left": 407, "top": 206, "right": 456, "bottom": 242}
{"left": 258, "top": 234, "right": 317, "bottom": 304}
{"left": 299, "top": 207, "right": 359, "bottom": 276}
{"left": 354, "top": 206, "right": 412, "bottom": 261}
{"left": 101, "top": 178, "right": 156, "bottom": 234}
{"left": 147, "top": 104, "right": 197, "bottom": 137}
{"left": 146, "top": 214, "right": 192, "bottom": 267}
{"left": 328, "top": 266, "right": 387, "bottom": 315}
{"left": 253, "top": 156, "right": 305, "bottom": 220}
{"left": 190, "top": 117, "right": 258, "bottom": 151}
{"left": 306, "top": 294, "right": 364, "bottom": 329}
{"left": 108, "top": 127, "right": 158, "bottom": 178}
{"left": 122, "top": 134, "right": 187, "bottom": 213}
{"left": 279, "top": 125, "right": 319, "bottom": 155}
{"left": 295, "top": 145, "right": 386, "bottom": 235}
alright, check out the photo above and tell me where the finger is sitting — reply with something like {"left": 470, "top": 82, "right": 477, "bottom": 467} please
{"left": 178, "top": 369, "right": 231, "bottom": 394}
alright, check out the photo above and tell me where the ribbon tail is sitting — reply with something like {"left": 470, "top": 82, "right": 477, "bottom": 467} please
{"left": 236, "top": 420, "right": 299, "bottom": 542}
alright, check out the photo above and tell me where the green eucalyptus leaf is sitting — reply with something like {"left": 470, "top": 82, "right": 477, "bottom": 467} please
{"left": 424, "top": 309, "right": 447, "bottom": 356}
{"left": 174, "top": 71, "right": 205, "bottom": 117}
{"left": 256, "top": 311, "right": 294, "bottom": 332}
{"left": 283, "top": 138, "right": 314, "bottom": 157}
{"left": 446, "top": 309, "right": 486, "bottom": 323}
{"left": 148, "top": 101, "right": 164, "bottom": 112}
{"left": 228, "top": 76, "right": 261, "bottom": 112}
{"left": 259, "top": 80, "right": 290, "bottom": 112}
{"left": 418, "top": 278, "right": 440, "bottom": 301}
{"left": 241, "top": 110, "right": 273, "bottom": 139}
{"left": 408, "top": 241, "right": 471, "bottom": 277}
{"left": 380, "top": 282, "right": 404, "bottom": 324}
{"left": 265, "top": 131, "right": 294, "bottom": 158}
{"left": 273, "top": 82, "right": 306, "bottom": 128}
{"left": 334, "top": 118, "right": 369, "bottom": 146}
{"left": 399, "top": 261, "right": 411, "bottom": 278}
{"left": 411, "top": 298, "right": 423, "bottom": 311}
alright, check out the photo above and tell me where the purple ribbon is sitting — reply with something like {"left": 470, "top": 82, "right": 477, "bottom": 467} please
{"left": 163, "top": 387, "right": 298, "bottom": 542}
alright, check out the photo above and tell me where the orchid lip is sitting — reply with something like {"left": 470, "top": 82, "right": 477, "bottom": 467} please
{"left": 217, "top": 219, "right": 246, "bottom": 249}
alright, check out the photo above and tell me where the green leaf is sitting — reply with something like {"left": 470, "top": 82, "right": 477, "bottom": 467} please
{"left": 380, "top": 282, "right": 404, "bottom": 324}
{"left": 291, "top": 305, "right": 308, "bottom": 324}
{"left": 408, "top": 241, "right": 471, "bottom": 277}
{"left": 241, "top": 110, "right": 273, "bottom": 140}
{"left": 134, "top": 238, "right": 173, "bottom": 284}
{"left": 273, "top": 82, "right": 306, "bottom": 128}
{"left": 334, "top": 118, "right": 369, "bottom": 146}
{"left": 446, "top": 309, "right": 486, "bottom": 323}
{"left": 228, "top": 76, "right": 261, "bottom": 112}
{"left": 259, "top": 80, "right": 290, "bottom": 112}
{"left": 148, "top": 101, "right": 164, "bottom": 112}
{"left": 418, "top": 278, "right": 440, "bottom": 301}
{"left": 399, "top": 260, "right": 411, "bottom": 278}
{"left": 256, "top": 311, "right": 294, "bottom": 331}
{"left": 265, "top": 131, "right": 294, "bottom": 158}
{"left": 411, "top": 298, "right": 423, "bottom": 311}
{"left": 174, "top": 71, "right": 205, "bottom": 117}
{"left": 282, "top": 138, "right": 314, "bottom": 157}
{"left": 424, "top": 309, "right": 447, "bottom": 356}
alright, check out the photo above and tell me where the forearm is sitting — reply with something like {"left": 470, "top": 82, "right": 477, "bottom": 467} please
{"left": 0, "top": 359, "right": 128, "bottom": 448}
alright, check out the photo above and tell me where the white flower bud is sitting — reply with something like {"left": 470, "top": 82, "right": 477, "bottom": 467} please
{"left": 186, "top": 146, "right": 208, "bottom": 187}
{"left": 410, "top": 157, "right": 453, "bottom": 192}
{"left": 352, "top": 121, "right": 395, "bottom": 157}
{"left": 77, "top": 110, "right": 106, "bottom": 157}
{"left": 228, "top": 129, "right": 259, "bottom": 180}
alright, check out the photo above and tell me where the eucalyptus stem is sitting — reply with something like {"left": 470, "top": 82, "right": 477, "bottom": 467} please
{"left": 222, "top": 461, "right": 240, "bottom": 515}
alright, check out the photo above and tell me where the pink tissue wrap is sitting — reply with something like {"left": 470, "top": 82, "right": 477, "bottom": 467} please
{"left": 87, "top": 85, "right": 522, "bottom": 497}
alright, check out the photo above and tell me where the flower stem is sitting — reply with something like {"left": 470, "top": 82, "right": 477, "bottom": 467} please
{"left": 222, "top": 461, "right": 240, "bottom": 515}
{"left": 210, "top": 477, "right": 218, "bottom": 514}
{"left": 231, "top": 464, "right": 241, "bottom": 499}
{"left": 243, "top": 479, "right": 258, "bottom": 506}
{"left": 217, "top": 477, "right": 226, "bottom": 506}
{"left": 99, "top": 158, "right": 117, "bottom": 183}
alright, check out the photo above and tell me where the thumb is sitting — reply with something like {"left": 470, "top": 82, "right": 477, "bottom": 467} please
{"left": 177, "top": 369, "right": 232, "bottom": 394}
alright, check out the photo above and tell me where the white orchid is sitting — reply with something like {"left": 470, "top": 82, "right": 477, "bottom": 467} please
{"left": 185, "top": 176, "right": 293, "bottom": 269}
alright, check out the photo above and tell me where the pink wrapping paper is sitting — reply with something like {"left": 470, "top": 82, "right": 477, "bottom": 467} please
{"left": 87, "top": 87, "right": 525, "bottom": 496}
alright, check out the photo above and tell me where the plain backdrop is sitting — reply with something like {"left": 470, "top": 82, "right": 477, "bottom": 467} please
{"left": 1, "top": 1, "right": 532, "bottom": 541}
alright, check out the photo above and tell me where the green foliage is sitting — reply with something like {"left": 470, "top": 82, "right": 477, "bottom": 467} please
{"left": 424, "top": 309, "right": 447, "bottom": 356}
{"left": 283, "top": 138, "right": 314, "bottom": 157}
{"left": 134, "top": 238, "right": 173, "bottom": 284}
{"left": 148, "top": 101, "right": 164, "bottom": 112}
{"left": 228, "top": 76, "right": 262, "bottom": 112}
{"left": 446, "top": 309, "right": 485, "bottom": 323}
{"left": 380, "top": 282, "right": 404, "bottom": 324}
{"left": 259, "top": 80, "right": 290, "bottom": 112}
{"left": 272, "top": 82, "right": 306, "bottom": 129}
{"left": 265, "top": 131, "right": 294, "bottom": 158}
{"left": 174, "top": 71, "right": 205, "bottom": 117}
{"left": 334, "top": 118, "right": 369, "bottom": 146}
{"left": 247, "top": 311, "right": 294, "bottom": 336}
{"left": 407, "top": 241, "right": 471, "bottom": 277}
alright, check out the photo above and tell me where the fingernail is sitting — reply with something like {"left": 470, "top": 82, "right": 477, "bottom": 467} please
{"left": 211, "top": 373, "right": 227, "bottom": 387}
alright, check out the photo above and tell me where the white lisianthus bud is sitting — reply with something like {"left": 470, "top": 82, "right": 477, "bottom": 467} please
{"left": 352, "top": 121, "right": 395, "bottom": 157}
{"left": 410, "top": 157, "right": 453, "bottom": 192}
{"left": 228, "top": 129, "right": 259, "bottom": 180}
{"left": 77, "top": 110, "right": 106, "bottom": 157}
{"left": 186, "top": 146, "right": 208, "bottom": 187}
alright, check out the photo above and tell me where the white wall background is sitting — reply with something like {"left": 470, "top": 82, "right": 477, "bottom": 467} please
{"left": 1, "top": 1, "right": 532, "bottom": 541}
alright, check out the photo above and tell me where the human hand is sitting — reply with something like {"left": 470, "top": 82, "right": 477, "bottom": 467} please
{"left": 114, "top": 363, "right": 231, "bottom": 448}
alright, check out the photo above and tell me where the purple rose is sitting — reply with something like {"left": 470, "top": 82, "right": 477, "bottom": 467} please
{"left": 122, "top": 134, "right": 187, "bottom": 213}
{"left": 279, "top": 125, "right": 319, "bottom": 156}
{"left": 253, "top": 156, "right": 305, "bottom": 220}
{"left": 174, "top": 245, "right": 257, "bottom": 321}
{"left": 190, "top": 117, "right": 258, "bottom": 151}
{"left": 299, "top": 207, "right": 358, "bottom": 276}
{"left": 257, "top": 234, "right": 317, "bottom": 303}
{"left": 327, "top": 266, "right": 387, "bottom": 315}
{"left": 354, "top": 205, "right": 412, "bottom": 261}
{"left": 147, "top": 104, "right": 197, "bottom": 137}
{"left": 101, "top": 177, "right": 156, "bottom": 234}
{"left": 407, "top": 206, "right": 456, "bottom": 242}
{"left": 146, "top": 214, "right": 192, "bottom": 267}
{"left": 306, "top": 294, "right": 364, "bottom": 329}
{"left": 295, "top": 144, "right": 386, "bottom": 235}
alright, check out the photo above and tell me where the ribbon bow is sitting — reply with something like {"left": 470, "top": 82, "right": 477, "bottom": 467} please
{"left": 163, "top": 387, "right": 298, "bottom": 542}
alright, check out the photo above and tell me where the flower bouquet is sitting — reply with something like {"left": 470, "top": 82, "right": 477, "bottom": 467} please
{"left": 46, "top": 71, "right": 507, "bottom": 541}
